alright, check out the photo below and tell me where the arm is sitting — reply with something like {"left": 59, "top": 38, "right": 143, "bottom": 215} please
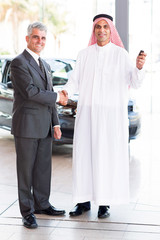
{"left": 11, "top": 57, "right": 57, "bottom": 106}
{"left": 125, "top": 50, "right": 147, "bottom": 89}
{"left": 62, "top": 52, "right": 82, "bottom": 98}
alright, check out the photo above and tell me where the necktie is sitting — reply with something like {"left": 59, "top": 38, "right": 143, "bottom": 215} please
{"left": 38, "top": 57, "right": 52, "bottom": 90}
{"left": 38, "top": 57, "right": 45, "bottom": 74}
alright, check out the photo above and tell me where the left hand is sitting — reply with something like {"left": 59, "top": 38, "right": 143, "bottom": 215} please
{"left": 136, "top": 51, "right": 147, "bottom": 70}
{"left": 53, "top": 126, "right": 62, "bottom": 140}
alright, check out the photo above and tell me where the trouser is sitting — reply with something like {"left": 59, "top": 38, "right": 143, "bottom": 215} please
{"left": 14, "top": 135, "right": 52, "bottom": 217}
{"left": 79, "top": 201, "right": 91, "bottom": 209}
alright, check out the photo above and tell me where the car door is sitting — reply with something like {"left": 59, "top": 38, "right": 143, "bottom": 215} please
{"left": 0, "top": 60, "right": 13, "bottom": 130}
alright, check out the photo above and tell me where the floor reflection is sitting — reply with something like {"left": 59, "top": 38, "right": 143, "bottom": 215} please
{"left": 129, "top": 113, "right": 160, "bottom": 212}
{"left": 1, "top": 113, "right": 160, "bottom": 239}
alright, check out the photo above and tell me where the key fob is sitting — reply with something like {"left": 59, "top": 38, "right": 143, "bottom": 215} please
{"left": 139, "top": 50, "right": 144, "bottom": 56}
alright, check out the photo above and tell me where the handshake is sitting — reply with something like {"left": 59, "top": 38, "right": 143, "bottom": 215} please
{"left": 58, "top": 90, "right": 68, "bottom": 106}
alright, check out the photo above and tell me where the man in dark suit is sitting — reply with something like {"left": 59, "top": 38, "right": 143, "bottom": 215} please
{"left": 10, "top": 22, "right": 68, "bottom": 229}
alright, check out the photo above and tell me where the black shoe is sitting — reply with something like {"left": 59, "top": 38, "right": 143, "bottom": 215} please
{"left": 22, "top": 213, "right": 38, "bottom": 229}
{"left": 69, "top": 202, "right": 91, "bottom": 217}
{"left": 98, "top": 206, "right": 110, "bottom": 218}
{"left": 34, "top": 205, "right": 65, "bottom": 216}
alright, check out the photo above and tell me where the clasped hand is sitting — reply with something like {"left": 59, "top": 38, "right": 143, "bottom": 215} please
{"left": 58, "top": 90, "right": 68, "bottom": 106}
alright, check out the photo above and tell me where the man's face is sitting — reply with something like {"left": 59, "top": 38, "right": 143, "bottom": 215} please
{"left": 94, "top": 19, "right": 111, "bottom": 46}
{"left": 26, "top": 28, "right": 46, "bottom": 55}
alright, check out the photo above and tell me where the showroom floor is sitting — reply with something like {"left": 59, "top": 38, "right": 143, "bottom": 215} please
{"left": 1, "top": 113, "right": 160, "bottom": 240}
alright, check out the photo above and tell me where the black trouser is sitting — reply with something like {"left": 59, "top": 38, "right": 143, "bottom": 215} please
{"left": 79, "top": 201, "right": 91, "bottom": 208}
{"left": 15, "top": 135, "right": 52, "bottom": 217}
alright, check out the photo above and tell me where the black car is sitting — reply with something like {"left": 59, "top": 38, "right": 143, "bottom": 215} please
{"left": 0, "top": 58, "right": 141, "bottom": 143}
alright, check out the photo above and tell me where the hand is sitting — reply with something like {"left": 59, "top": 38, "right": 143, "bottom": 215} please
{"left": 136, "top": 51, "right": 147, "bottom": 70}
{"left": 58, "top": 90, "right": 68, "bottom": 106}
{"left": 53, "top": 126, "right": 62, "bottom": 140}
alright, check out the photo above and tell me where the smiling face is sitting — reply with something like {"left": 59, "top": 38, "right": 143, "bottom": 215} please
{"left": 26, "top": 28, "right": 46, "bottom": 55}
{"left": 94, "top": 19, "right": 111, "bottom": 46}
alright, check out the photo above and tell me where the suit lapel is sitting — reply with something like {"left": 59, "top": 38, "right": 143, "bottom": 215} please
{"left": 23, "top": 50, "right": 53, "bottom": 91}
{"left": 30, "top": 57, "right": 46, "bottom": 81}
{"left": 23, "top": 50, "right": 46, "bottom": 81}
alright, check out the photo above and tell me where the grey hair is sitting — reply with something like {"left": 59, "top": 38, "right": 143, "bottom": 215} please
{"left": 27, "top": 22, "right": 47, "bottom": 36}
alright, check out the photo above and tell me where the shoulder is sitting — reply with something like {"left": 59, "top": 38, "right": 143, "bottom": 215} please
{"left": 112, "top": 43, "right": 128, "bottom": 55}
{"left": 77, "top": 44, "right": 96, "bottom": 59}
{"left": 110, "top": 43, "right": 129, "bottom": 61}
{"left": 11, "top": 53, "right": 25, "bottom": 68}
{"left": 11, "top": 50, "right": 29, "bottom": 66}
{"left": 79, "top": 44, "right": 95, "bottom": 54}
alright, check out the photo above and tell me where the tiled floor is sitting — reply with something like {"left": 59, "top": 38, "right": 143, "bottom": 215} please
{"left": 1, "top": 113, "right": 160, "bottom": 239}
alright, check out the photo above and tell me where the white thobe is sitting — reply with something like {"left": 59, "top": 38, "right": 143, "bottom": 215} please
{"left": 64, "top": 42, "right": 144, "bottom": 205}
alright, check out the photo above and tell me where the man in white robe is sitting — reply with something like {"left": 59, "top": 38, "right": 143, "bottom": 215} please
{"left": 63, "top": 14, "right": 146, "bottom": 218}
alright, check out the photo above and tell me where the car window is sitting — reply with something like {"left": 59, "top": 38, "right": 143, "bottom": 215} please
{"left": 52, "top": 68, "right": 68, "bottom": 86}
{"left": 1, "top": 58, "right": 75, "bottom": 87}
{"left": 2, "top": 60, "right": 11, "bottom": 85}
{"left": 0, "top": 59, "right": 5, "bottom": 80}
{"left": 46, "top": 59, "right": 75, "bottom": 86}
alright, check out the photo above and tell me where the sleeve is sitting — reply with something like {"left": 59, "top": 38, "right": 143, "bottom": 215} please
{"left": 42, "top": 62, "right": 60, "bottom": 127}
{"left": 63, "top": 51, "right": 82, "bottom": 97}
{"left": 128, "top": 67, "right": 145, "bottom": 89}
{"left": 123, "top": 49, "right": 145, "bottom": 89}
{"left": 11, "top": 57, "right": 58, "bottom": 107}
{"left": 52, "top": 103, "right": 60, "bottom": 127}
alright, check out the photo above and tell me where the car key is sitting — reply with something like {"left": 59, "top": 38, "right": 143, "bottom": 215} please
{"left": 139, "top": 50, "right": 144, "bottom": 56}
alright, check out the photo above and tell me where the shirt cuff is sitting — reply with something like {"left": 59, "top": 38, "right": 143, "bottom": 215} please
{"left": 53, "top": 125, "right": 60, "bottom": 128}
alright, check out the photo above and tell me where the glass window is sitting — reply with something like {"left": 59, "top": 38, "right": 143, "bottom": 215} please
{"left": 95, "top": 0, "right": 115, "bottom": 19}
{"left": 129, "top": 0, "right": 160, "bottom": 113}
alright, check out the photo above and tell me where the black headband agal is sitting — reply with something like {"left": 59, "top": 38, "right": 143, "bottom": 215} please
{"left": 93, "top": 14, "right": 113, "bottom": 22}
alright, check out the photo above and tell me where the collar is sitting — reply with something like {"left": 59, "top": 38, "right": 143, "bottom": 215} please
{"left": 26, "top": 48, "right": 39, "bottom": 65}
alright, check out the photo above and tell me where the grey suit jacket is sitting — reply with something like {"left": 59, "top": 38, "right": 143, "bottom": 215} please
{"left": 10, "top": 50, "right": 59, "bottom": 138}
